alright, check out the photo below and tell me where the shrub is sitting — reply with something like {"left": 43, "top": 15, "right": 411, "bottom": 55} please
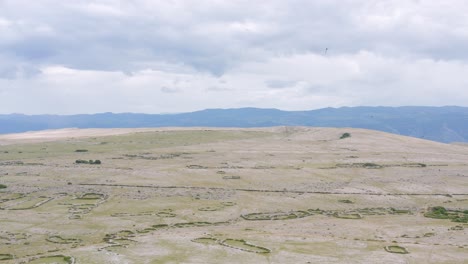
{"left": 75, "top": 149, "right": 88, "bottom": 152}
{"left": 75, "top": 159, "right": 101, "bottom": 165}
{"left": 0, "top": 184, "right": 7, "bottom": 189}
{"left": 432, "top": 206, "right": 447, "bottom": 215}
{"left": 340, "top": 132, "right": 351, "bottom": 139}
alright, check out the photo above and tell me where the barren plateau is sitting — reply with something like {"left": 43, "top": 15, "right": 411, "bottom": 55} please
{"left": 0, "top": 127, "right": 467, "bottom": 263}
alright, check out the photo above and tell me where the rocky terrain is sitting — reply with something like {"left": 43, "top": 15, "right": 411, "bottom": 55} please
{"left": 0, "top": 127, "right": 467, "bottom": 263}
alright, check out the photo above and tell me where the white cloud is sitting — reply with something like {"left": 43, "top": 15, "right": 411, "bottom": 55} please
{"left": 1, "top": 0, "right": 468, "bottom": 114}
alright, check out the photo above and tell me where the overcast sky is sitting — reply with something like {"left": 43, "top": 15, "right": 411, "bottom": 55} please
{"left": 1, "top": 0, "right": 468, "bottom": 114}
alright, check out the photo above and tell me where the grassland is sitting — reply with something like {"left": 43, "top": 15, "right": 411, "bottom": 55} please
{"left": 0, "top": 127, "right": 467, "bottom": 263}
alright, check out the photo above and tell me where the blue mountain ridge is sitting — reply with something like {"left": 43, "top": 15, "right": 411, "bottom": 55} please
{"left": 1, "top": 106, "right": 467, "bottom": 143}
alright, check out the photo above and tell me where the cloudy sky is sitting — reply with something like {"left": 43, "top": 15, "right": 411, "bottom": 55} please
{"left": 1, "top": 0, "right": 468, "bottom": 114}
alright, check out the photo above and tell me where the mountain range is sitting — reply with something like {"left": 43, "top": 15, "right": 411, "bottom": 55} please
{"left": 1, "top": 106, "right": 467, "bottom": 143}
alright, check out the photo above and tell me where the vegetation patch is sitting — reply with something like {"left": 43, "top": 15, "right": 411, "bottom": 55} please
{"left": 384, "top": 245, "right": 409, "bottom": 254}
{"left": 4, "top": 197, "right": 53, "bottom": 210}
{"left": 423, "top": 232, "right": 435, "bottom": 237}
{"left": 192, "top": 237, "right": 270, "bottom": 254}
{"left": 222, "top": 176, "right": 241, "bottom": 180}
{"left": 101, "top": 244, "right": 127, "bottom": 252}
{"left": 307, "top": 209, "right": 324, "bottom": 215}
{"left": 192, "top": 237, "right": 219, "bottom": 245}
{"left": 156, "top": 212, "right": 176, "bottom": 217}
{"left": 0, "top": 184, "right": 6, "bottom": 189}
{"left": 75, "top": 159, "right": 101, "bottom": 165}
{"left": 221, "top": 201, "right": 236, "bottom": 206}
{"left": 0, "top": 161, "right": 24, "bottom": 166}
{"left": 173, "top": 222, "right": 213, "bottom": 228}
{"left": 103, "top": 230, "right": 135, "bottom": 244}
{"left": 424, "top": 206, "right": 468, "bottom": 223}
{"left": 123, "top": 153, "right": 185, "bottom": 160}
{"left": 242, "top": 211, "right": 310, "bottom": 221}
{"left": 28, "top": 255, "right": 74, "bottom": 264}
{"left": 136, "top": 228, "right": 155, "bottom": 233}
{"left": 340, "top": 132, "right": 351, "bottom": 139}
{"left": 198, "top": 206, "right": 223, "bottom": 211}
{"left": 332, "top": 212, "right": 362, "bottom": 219}
{"left": 333, "top": 163, "right": 426, "bottom": 169}
{"left": 46, "top": 235, "right": 81, "bottom": 244}
{"left": 0, "top": 254, "right": 13, "bottom": 261}
{"left": 74, "top": 149, "right": 88, "bottom": 152}
{"left": 68, "top": 202, "right": 102, "bottom": 218}
{"left": 78, "top": 193, "right": 105, "bottom": 200}
{"left": 151, "top": 224, "right": 169, "bottom": 229}
{"left": 0, "top": 232, "right": 29, "bottom": 243}
{"left": 242, "top": 207, "right": 413, "bottom": 222}
{"left": 0, "top": 193, "right": 25, "bottom": 202}
{"left": 355, "top": 207, "right": 388, "bottom": 215}
{"left": 115, "top": 230, "right": 134, "bottom": 238}
{"left": 335, "top": 163, "right": 383, "bottom": 169}
{"left": 220, "top": 239, "right": 271, "bottom": 254}
{"left": 186, "top": 164, "right": 208, "bottom": 169}
{"left": 112, "top": 212, "right": 153, "bottom": 217}
{"left": 401, "top": 163, "right": 426, "bottom": 167}
{"left": 253, "top": 165, "right": 275, "bottom": 169}
{"left": 389, "top": 208, "right": 412, "bottom": 214}
{"left": 338, "top": 199, "right": 353, "bottom": 204}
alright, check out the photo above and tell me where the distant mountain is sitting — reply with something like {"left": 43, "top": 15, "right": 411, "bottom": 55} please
{"left": 1, "top": 106, "right": 468, "bottom": 143}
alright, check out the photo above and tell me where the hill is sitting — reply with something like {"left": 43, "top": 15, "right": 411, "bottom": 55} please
{"left": 0, "top": 127, "right": 466, "bottom": 263}
{"left": 1, "top": 106, "right": 468, "bottom": 143}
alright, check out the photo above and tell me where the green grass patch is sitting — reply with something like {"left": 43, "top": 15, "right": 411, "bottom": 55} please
{"left": 155, "top": 212, "right": 176, "bottom": 217}
{"left": 0, "top": 254, "right": 14, "bottom": 260}
{"left": 333, "top": 212, "right": 362, "bottom": 219}
{"left": 242, "top": 211, "right": 310, "bottom": 221}
{"left": 198, "top": 206, "right": 223, "bottom": 211}
{"left": 28, "top": 255, "right": 74, "bottom": 264}
{"left": 221, "top": 239, "right": 271, "bottom": 254}
{"left": 4, "top": 197, "right": 52, "bottom": 210}
{"left": 46, "top": 236, "right": 81, "bottom": 244}
{"left": 424, "top": 206, "right": 468, "bottom": 223}
{"left": 192, "top": 237, "right": 219, "bottom": 245}
{"left": 77, "top": 193, "right": 105, "bottom": 200}
{"left": 384, "top": 245, "right": 409, "bottom": 254}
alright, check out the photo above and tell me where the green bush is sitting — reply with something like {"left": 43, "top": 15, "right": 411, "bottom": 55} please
{"left": 0, "top": 184, "right": 7, "bottom": 189}
{"left": 75, "top": 149, "right": 88, "bottom": 152}
{"left": 340, "top": 132, "right": 351, "bottom": 139}
{"left": 75, "top": 159, "right": 101, "bottom": 165}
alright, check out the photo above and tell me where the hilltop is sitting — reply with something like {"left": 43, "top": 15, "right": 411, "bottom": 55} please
{"left": 0, "top": 127, "right": 466, "bottom": 263}
{"left": 1, "top": 106, "right": 468, "bottom": 143}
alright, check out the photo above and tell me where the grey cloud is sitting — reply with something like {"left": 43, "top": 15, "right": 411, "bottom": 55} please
{"left": 0, "top": 55, "right": 41, "bottom": 79}
{"left": 160, "top": 86, "right": 180, "bottom": 93}
{"left": 205, "top": 86, "right": 232, "bottom": 92}
{"left": 2, "top": 0, "right": 467, "bottom": 77}
{"left": 1, "top": 1, "right": 468, "bottom": 114}
{"left": 266, "top": 79, "right": 298, "bottom": 89}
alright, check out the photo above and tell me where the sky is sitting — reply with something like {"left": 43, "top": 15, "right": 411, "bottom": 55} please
{"left": 1, "top": 0, "right": 468, "bottom": 114}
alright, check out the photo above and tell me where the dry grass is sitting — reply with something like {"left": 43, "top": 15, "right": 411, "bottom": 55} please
{"left": 0, "top": 127, "right": 467, "bottom": 263}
